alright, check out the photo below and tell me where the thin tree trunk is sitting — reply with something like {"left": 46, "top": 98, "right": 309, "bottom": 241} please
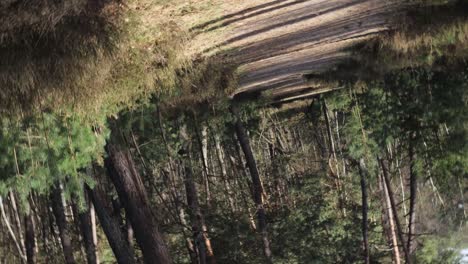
{"left": 231, "top": 106, "right": 273, "bottom": 263}
{"left": 50, "top": 183, "right": 76, "bottom": 264}
{"left": 268, "top": 128, "right": 282, "bottom": 206}
{"left": 199, "top": 124, "right": 212, "bottom": 206}
{"left": 9, "top": 191, "right": 26, "bottom": 255}
{"left": 90, "top": 203, "right": 99, "bottom": 264}
{"left": 334, "top": 111, "right": 347, "bottom": 179}
{"left": 407, "top": 140, "right": 417, "bottom": 256}
{"left": 40, "top": 197, "right": 52, "bottom": 263}
{"left": 180, "top": 123, "right": 216, "bottom": 264}
{"left": 86, "top": 184, "right": 135, "bottom": 264}
{"left": 185, "top": 163, "right": 206, "bottom": 264}
{"left": 396, "top": 155, "right": 409, "bottom": 227}
{"left": 358, "top": 160, "right": 370, "bottom": 264}
{"left": 48, "top": 202, "right": 61, "bottom": 262}
{"left": 29, "top": 193, "right": 40, "bottom": 257}
{"left": 178, "top": 207, "right": 198, "bottom": 263}
{"left": 105, "top": 143, "right": 171, "bottom": 264}
{"left": 460, "top": 177, "right": 467, "bottom": 220}
{"left": 0, "top": 196, "right": 26, "bottom": 261}
{"left": 322, "top": 100, "right": 346, "bottom": 216}
{"left": 381, "top": 172, "right": 401, "bottom": 264}
{"left": 214, "top": 133, "right": 236, "bottom": 212}
{"left": 322, "top": 100, "right": 339, "bottom": 173}
{"left": 379, "top": 159, "right": 410, "bottom": 264}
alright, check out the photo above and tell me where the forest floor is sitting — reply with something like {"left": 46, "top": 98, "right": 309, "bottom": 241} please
{"left": 133, "top": 0, "right": 408, "bottom": 101}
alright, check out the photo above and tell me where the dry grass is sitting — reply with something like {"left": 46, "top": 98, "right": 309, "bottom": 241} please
{"left": 0, "top": 12, "right": 119, "bottom": 115}
{"left": 103, "top": 0, "right": 243, "bottom": 115}
{"left": 0, "top": 0, "right": 120, "bottom": 43}
{"left": 0, "top": 0, "right": 269, "bottom": 117}
{"left": 160, "top": 55, "right": 238, "bottom": 114}
{"left": 0, "top": 0, "right": 196, "bottom": 117}
{"left": 375, "top": 17, "right": 468, "bottom": 65}
{"left": 100, "top": 20, "right": 192, "bottom": 115}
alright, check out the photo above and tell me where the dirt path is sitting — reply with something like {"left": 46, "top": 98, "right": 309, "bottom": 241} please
{"left": 192, "top": 0, "right": 406, "bottom": 101}
{"left": 154, "top": 0, "right": 407, "bottom": 102}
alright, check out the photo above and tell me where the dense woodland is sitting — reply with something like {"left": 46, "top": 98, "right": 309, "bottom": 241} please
{"left": 0, "top": 0, "right": 467, "bottom": 263}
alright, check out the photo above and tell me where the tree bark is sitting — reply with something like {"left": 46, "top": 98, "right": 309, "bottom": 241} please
{"left": 50, "top": 183, "right": 76, "bottom": 264}
{"left": 380, "top": 171, "right": 401, "bottom": 264}
{"left": 231, "top": 105, "right": 273, "bottom": 263}
{"left": 358, "top": 160, "right": 370, "bottom": 264}
{"left": 379, "top": 159, "right": 410, "bottom": 264}
{"left": 196, "top": 124, "right": 212, "bottom": 207}
{"left": 105, "top": 143, "right": 171, "bottom": 264}
{"left": 76, "top": 193, "right": 98, "bottom": 264}
{"left": 407, "top": 139, "right": 417, "bottom": 255}
{"left": 24, "top": 208, "right": 36, "bottom": 264}
{"left": 86, "top": 184, "right": 135, "bottom": 264}
{"left": 180, "top": 123, "right": 216, "bottom": 264}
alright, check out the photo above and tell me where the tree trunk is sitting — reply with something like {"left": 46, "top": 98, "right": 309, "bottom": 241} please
{"left": 90, "top": 202, "right": 99, "bottom": 264}
{"left": 105, "top": 143, "right": 171, "bottom": 264}
{"left": 42, "top": 197, "right": 54, "bottom": 263}
{"left": 380, "top": 171, "right": 401, "bottom": 264}
{"left": 177, "top": 207, "right": 198, "bottom": 263}
{"left": 125, "top": 220, "right": 135, "bottom": 259}
{"left": 322, "top": 99, "right": 346, "bottom": 216}
{"left": 180, "top": 123, "right": 216, "bottom": 264}
{"left": 111, "top": 185, "right": 136, "bottom": 260}
{"left": 197, "top": 124, "right": 212, "bottom": 207}
{"left": 231, "top": 106, "right": 273, "bottom": 263}
{"left": 76, "top": 193, "right": 99, "bottom": 264}
{"left": 379, "top": 159, "right": 410, "bottom": 264}
{"left": 50, "top": 183, "right": 76, "bottom": 264}
{"left": 358, "top": 160, "right": 370, "bottom": 264}
{"left": 86, "top": 184, "right": 135, "bottom": 264}
{"left": 214, "top": 133, "right": 236, "bottom": 212}
{"left": 396, "top": 154, "right": 409, "bottom": 227}
{"left": 0, "top": 195, "right": 26, "bottom": 261}
{"left": 407, "top": 139, "right": 417, "bottom": 256}
{"left": 9, "top": 191, "right": 26, "bottom": 255}
{"left": 24, "top": 208, "right": 36, "bottom": 264}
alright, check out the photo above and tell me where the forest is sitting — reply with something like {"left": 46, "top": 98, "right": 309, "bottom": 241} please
{"left": 0, "top": 0, "right": 466, "bottom": 263}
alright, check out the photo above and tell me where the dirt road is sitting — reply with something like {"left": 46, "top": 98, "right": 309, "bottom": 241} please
{"left": 189, "top": 0, "right": 405, "bottom": 102}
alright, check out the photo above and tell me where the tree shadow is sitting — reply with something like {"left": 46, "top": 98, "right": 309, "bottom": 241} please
{"left": 220, "top": 0, "right": 403, "bottom": 102}
{"left": 201, "top": 0, "right": 310, "bottom": 33}
{"left": 203, "top": 0, "right": 366, "bottom": 54}
{"left": 190, "top": 0, "right": 288, "bottom": 32}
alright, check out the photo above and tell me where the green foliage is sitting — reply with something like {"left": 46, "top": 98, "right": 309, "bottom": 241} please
{"left": 322, "top": 58, "right": 468, "bottom": 260}
{"left": 270, "top": 177, "right": 361, "bottom": 263}
{"left": 0, "top": 113, "right": 108, "bottom": 208}
{"left": 415, "top": 235, "right": 461, "bottom": 263}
